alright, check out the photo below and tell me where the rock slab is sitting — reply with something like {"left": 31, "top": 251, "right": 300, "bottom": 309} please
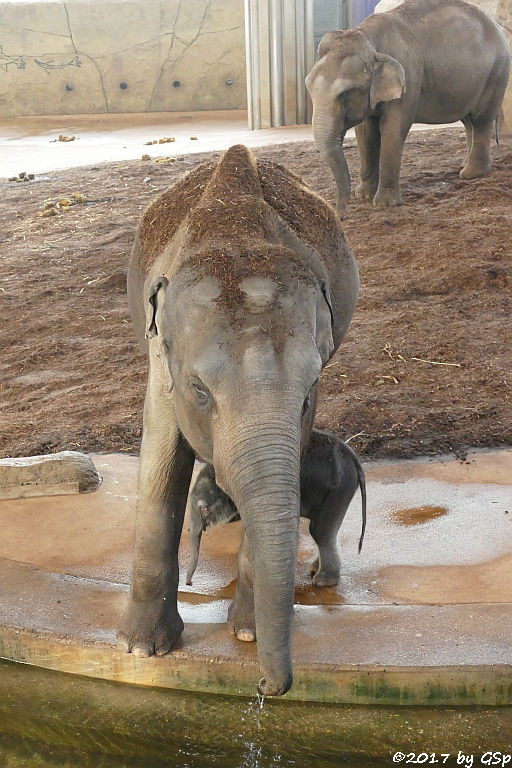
{"left": 0, "top": 451, "right": 102, "bottom": 498}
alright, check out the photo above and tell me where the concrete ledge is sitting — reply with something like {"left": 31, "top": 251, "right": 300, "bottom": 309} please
{"left": 0, "top": 555, "right": 511, "bottom": 704}
{"left": 1, "top": 624, "right": 512, "bottom": 705}
{"left": 0, "top": 450, "right": 511, "bottom": 704}
{"left": 0, "top": 451, "right": 101, "bottom": 499}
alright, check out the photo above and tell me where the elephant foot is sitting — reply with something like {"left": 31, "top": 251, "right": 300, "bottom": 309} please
{"left": 373, "top": 189, "right": 403, "bottom": 208}
{"left": 460, "top": 163, "right": 491, "bottom": 180}
{"left": 117, "top": 597, "right": 183, "bottom": 657}
{"left": 228, "top": 595, "right": 256, "bottom": 642}
{"left": 335, "top": 196, "right": 349, "bottom": 220}
{"left": 354, "top": 182, "right": 377, "bottom": 201}
{"left": 309, "top": 554, "right": 340, "bottom": 588}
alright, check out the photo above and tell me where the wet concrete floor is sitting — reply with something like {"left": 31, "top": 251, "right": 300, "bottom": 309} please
{"left": 0, "top": 109, "right": 458, "bottom": 178}
{"left": 0, "top": 448, "right": 511, "bottom": 703}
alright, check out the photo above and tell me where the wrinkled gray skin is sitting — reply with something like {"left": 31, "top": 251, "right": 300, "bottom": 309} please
{"left": 306, "top": 0, "right": 510, "bottom": 213}
{"left": 186, "top": 430, "right": 367, "bottom": 603}
{"left": 117, "top": 146, "right": 359, "bottom": 696}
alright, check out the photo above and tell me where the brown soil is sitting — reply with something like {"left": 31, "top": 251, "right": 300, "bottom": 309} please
{"left": 1, "top": 127, "right": 510, "bottom": 460}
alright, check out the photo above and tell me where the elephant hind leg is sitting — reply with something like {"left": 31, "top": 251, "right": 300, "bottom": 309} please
{"left": 228, "top": 531, "right": 256, "bottom": 642}
{"left": 460, "top": 117, "right": 493, "bottom": 179}
{"left": 461, "top": 117, "right": 473, "bottom": 167}
{"left": 308, "top": 493, "right": 344, "bottom": 588}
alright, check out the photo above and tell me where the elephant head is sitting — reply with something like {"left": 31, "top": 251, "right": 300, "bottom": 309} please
{"left": 306, "top": 29, "right": 405, "bottom": 213}
{"left": 186, "top": 463, "right": 239, "bottom": 586}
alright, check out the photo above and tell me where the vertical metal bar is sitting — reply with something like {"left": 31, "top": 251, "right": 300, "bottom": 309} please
{"left": 304, "top": 0, "right": 315, "bottom": 123}
{"left": 245, "top": 0, "right": 254, "bottom": 129}
{"left": 245, "top": 0, "right": 261, "bottom": 129}
{"left": 269, "top": 0, "right": 285, "bottom": 127}
{"left": 295, "top": 0, "right": 306, "bottom": 125}
{"left": 283, "top": 1, "right": 297, "bottom": 125}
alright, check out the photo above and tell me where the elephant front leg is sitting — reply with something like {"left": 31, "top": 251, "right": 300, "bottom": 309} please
{"left": 118, "top": 369, "right": 194, "bottom": 657}
{"left": 354, "top": 118, "right": 381, "bottom": 201}
{"left": 373, "top": 107, "right": 409, "bottom": 208}
{"left": 228, "top": 531, "right": 256, "bottom": 642}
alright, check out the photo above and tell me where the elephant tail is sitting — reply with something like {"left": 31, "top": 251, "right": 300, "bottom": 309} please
{"left": 356, "top": 458, "right": 367, "bottom": 554}
{"left": 342, "top": 440, "right": 367, "bottom": 553}
{"left": 496, "top": 109, "right": 504, "bottom": 146}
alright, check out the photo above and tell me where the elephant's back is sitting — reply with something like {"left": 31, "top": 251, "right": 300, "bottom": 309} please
{"left": 256, "top": 159, "right": 352, "bottom": 274}
{"left": 134, "top": 161, "right": 217, "bottom": 276}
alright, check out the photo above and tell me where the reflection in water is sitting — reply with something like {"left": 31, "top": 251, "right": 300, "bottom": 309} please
{"left": 1, "top": 660, "right": 511, "bottom": 768}
{"left": 391, "top": 505, "right": 448, "bottom": 526}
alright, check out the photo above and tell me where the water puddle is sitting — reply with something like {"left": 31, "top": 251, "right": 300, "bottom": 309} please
{"left": 391, "top": 505, "right": 448, "bottom": 526}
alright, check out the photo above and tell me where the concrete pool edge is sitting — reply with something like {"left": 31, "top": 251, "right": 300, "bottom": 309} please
{"left": 1, "top": 448, "right": 511, "bottom": 706}
{"left": 1, "top": 626, "right": 511, "bottom": 706}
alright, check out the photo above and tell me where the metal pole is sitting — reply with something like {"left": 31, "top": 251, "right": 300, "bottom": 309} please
{"left": 304, "top": 0, "right": 315, "bottom": 123}
{"left": 295, "top": 0, "right": 306, "bottom": 125}
{"left": 269, "top": 0, "right": 285, "bottom": 127}
{"left": 245, "top": 0, "right": 261, "bottom": 129}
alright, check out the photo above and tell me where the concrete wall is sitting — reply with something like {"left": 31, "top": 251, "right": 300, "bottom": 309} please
{"left": 373, "top": 0, "right": 512, "bottom": 133}
{"left": 0, "top": 0, "right": 247, "bottom": 117}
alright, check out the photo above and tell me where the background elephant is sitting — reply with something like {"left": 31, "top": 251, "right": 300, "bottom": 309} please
{"left": 117, "top": 145, "right": 359, "bottom": 695}
{"left": 186, "top": 430, "right": 367, "bottom": 591}
{"left": 306, "top": 0, "right": 510, "bottom": 212}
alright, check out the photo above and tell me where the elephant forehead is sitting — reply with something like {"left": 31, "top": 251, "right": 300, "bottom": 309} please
{"left": 238, "top": 328, "right": 321, "bottom": 386}
{"left": 179, "top": 275, "right": 221, "bottom": 304}
{"left": 239, "top": 277, "right": 278, "bottom": 312}
{"left": 336, "top": 55, "right": 369, "bottom": 84}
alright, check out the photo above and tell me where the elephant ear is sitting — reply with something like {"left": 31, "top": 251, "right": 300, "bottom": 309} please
{"left": 145, "top": 277, "right": 173, "bottom": 390}
{"left": 316, "top": 282, "right": 335, "bottom": 365}
{"left": 370, "top": 52, "right": 406, "bottom": 111}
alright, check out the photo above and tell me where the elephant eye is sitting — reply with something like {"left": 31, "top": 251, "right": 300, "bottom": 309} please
{"left": 190, "top": 377, "right": 211, "bottom": 408}
{"left": 199, "top": 505, "right": 209, "bottom": 514}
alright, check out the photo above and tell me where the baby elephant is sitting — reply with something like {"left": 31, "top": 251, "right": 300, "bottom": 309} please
{"left": 186, "top": 430, "right": 366, "bottom": 588}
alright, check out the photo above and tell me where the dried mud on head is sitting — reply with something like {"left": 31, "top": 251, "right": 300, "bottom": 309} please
{"left": 137, "top": 144, "right": 342, "bottom": 321}
{"left": 1, "top": 127, "right": 510, "bottom": 459}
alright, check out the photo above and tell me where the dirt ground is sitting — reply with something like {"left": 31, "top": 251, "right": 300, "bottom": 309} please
{"left": 1, "top": 127, "right": 510, "bottom": 461}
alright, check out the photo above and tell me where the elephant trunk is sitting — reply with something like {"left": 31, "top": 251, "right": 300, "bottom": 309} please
{"left": 186, "top": 503, "right": 203, "bottom": 585}
{"left": 215, "top": 414, "right": 301, "bottom": 696}
{"left": 312, "top": 103, "right": 350, "bottom": 214}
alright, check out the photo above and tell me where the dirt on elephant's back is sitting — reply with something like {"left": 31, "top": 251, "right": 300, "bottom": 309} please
{"left": 1, "top": 127, "right": 510, "bottom": 459}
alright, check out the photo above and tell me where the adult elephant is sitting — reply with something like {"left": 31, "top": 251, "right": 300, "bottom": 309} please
{"left": 306, "top": 0, "right": 510, "bottom": 212}
{"left": 117, "top": 145, "right": 359, "bottom": 696}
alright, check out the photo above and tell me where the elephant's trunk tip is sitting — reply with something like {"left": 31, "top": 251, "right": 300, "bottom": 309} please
{"left": 258, "top": 673, "right": 293, "bottom": 697}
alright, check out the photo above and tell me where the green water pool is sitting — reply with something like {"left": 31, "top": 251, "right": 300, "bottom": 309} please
{"left": 1, "top": 660, "right": 511, "bottom": 767}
